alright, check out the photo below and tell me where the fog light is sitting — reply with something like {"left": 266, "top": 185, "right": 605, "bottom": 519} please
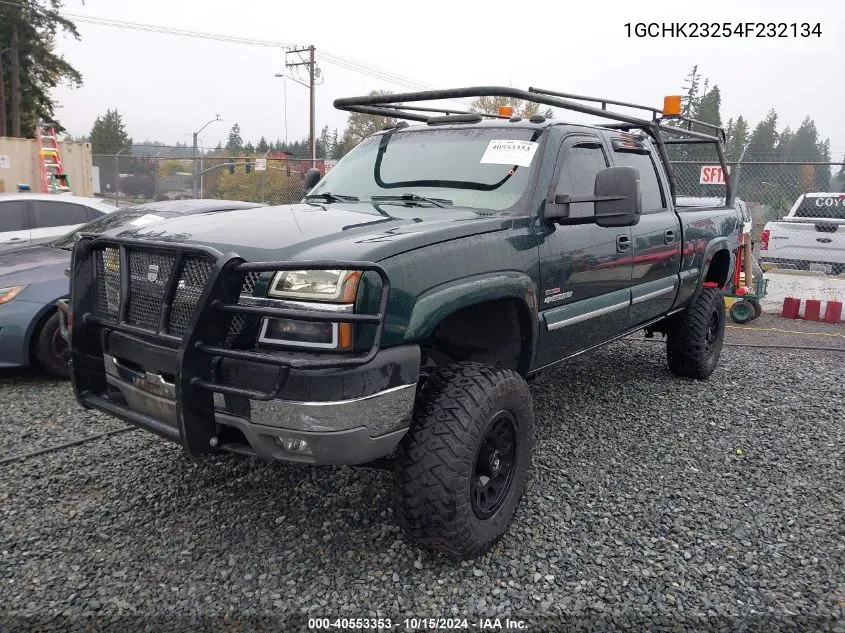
{"left": 276, "top": 436, "right": 312, "bottom": 455}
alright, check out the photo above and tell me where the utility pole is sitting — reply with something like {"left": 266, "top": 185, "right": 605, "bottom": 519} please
{"left": 285, "top": 45, "right": 318, "bottom": 168}
{"left": 192, "top": 132, "right": 199, "bottom": 198}
{"left": 309, "top": 45, "right": 316, "bottom": 169}
{"left": 191, "top": 115, "right": 222, "bottom": 198}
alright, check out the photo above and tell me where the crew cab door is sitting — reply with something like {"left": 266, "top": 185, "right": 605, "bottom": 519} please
{"left": 609, "top": 139, "right": 682, "bottom": 326}
{"left": 534, "top": 135, "right": 633, "bottom": 367}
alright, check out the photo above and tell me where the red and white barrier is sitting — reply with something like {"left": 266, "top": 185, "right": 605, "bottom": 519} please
{"left": 824, "top": 301, "right": 843, "bottom": 323}
{"left": 780, "top": 297, "right": 844, "bottom": 322}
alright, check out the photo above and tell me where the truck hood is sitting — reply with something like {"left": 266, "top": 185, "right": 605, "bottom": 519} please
{"left": 0, "top": 243, "right": 70, "bottom": 288}
{"left": 103, "top": 202, "right": 513, "bottom": 262}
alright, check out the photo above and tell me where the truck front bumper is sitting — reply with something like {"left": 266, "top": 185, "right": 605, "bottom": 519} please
{"left": 67, "top": 234, "right": 412, "bottom": 465}
{"left": 96, "top": 342, "right": 419, "bottom": 465}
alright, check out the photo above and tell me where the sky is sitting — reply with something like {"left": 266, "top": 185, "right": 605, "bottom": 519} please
{"left": 49, "top": 0, "right": 844, "bottom": 159}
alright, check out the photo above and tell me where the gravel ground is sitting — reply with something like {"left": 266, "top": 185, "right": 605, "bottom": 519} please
{"left": 1, "top": 324, "right": 844, "bottom": 632}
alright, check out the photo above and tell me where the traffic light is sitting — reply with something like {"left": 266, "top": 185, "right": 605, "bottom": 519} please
{"left": 245, "top": 159, "right": 252, "bottom": 174}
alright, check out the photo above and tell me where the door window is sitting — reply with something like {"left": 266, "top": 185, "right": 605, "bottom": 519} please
{"left": 31, "top": 201, "right": 93, "bottom": 228}
{"left": 555, "top": 143, "right": 609, "bottom": 218}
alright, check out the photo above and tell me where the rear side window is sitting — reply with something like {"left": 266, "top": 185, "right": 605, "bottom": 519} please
{"left": 612, "top": 150, "right": 666, "bottom": 213}
{"left": 0, "top": 200, "right": 29, "bottom": 231}
{"left": 32, "top": 201, "right": 92, "bottom": 228}
{"left": 794, "top": 196, "right": 845, "bottom": 220}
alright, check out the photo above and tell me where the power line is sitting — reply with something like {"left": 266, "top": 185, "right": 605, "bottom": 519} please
{"left": 45, "top": 7, "right": 472, "bottom": 105}
{"left": 0, "top": 1, "right": 482, "bottom": 113}
{"left": 67, "top": 13, "right": 296, "bottom": 48}
{"left": 315, "top": 51, "right": 473, "bottom": 108}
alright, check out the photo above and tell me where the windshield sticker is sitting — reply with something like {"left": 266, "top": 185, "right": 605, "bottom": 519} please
{"left": 130, "top": 214, "right": 166, "bottom": 227}
{"left": 480, "top": 140, "right": 539, "bottom": 168}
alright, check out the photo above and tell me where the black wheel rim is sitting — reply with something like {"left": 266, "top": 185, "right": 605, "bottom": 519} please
{"left": 705, "top": 310, "right": 720, "bottom": 353}
{"left": 51, "top": 327, "right": 71, "bottom": 366}
{"left": 471, "top": 411, "right": 518, "bottom": 520}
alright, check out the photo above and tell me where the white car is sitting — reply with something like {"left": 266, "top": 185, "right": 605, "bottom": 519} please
{"left": 0, "top": 193, "right": 118, "bottom": 252}
{"left": 760, "top": 192, "right": 845, "bottom": 275}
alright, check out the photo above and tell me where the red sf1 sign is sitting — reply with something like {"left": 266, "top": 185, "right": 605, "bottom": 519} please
{"left": 699, "top": 165, "right": 731, "bottom": 184}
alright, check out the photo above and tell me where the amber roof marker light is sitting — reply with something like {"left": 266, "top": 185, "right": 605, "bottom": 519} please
{"left": 498, "top": 105, "right": 514, "bottom": 117}
{"left": 663, "top": 95, "right": 682, "bottom": 116}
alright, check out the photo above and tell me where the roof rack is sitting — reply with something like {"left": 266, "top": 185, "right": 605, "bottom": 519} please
{"left": 333, "top": 86, "right": 733, "bottom": 205}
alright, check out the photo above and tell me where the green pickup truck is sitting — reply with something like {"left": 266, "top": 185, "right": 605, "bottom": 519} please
{"left": 66, "top": 87, "right": 740, "bottom": 557}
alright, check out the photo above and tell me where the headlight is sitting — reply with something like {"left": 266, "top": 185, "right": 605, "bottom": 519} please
{"left": 0, "top": 285, "right": 27, "bottom": 305}
{"left": 267, "top": 269, "right": 361, "bottom": 302}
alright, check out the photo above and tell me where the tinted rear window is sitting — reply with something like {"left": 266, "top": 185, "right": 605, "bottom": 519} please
{"left": 794, "top": 196, "right": 845, "bottom": 219}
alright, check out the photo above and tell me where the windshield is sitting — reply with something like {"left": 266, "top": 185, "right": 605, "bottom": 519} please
{"left": 794, "top": 196, "right": 845, "bottom": 220}
{"left": 310, "top": 127, "right": 542, "bottom": 211}
{"left": 52, "top": 207, "right": 174, "bottom": 249}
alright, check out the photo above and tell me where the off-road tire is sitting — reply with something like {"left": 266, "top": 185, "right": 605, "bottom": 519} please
{"left": 394, "top": 361, "right": 534, "bottom": 558}
{"left": 35, "top": 312, "right": 71, "bottom": 379}
{"left": 666, "top": 287, "right": 726, "bottom": 379}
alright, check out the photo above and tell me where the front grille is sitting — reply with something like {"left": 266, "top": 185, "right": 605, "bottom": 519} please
{"left": 224, "top": 271, "right": 262, "bottom": 346}
{"left": 94, "top": 248, "right": 120, "bottom": 320}
{"left": 90, "top": 246, "right": 214, "bottom": 339}
{"left": 89, "top": 246, "right": 263, "bottom": 342}
{"left": 167, "top": 258, "right": 216, "bottom": 336}
{"left": 127, "top": 250, "right": 176, "bottom": 329}
{"left": 242, "top": 271, "right": 260, "bottom": 296}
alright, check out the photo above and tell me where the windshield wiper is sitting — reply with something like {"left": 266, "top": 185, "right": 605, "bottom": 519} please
{"left": 304, "top": 192, "right": 359, "bottom": 203}
{"left": 371, "top": 193, "right": 452, "bottom": 208}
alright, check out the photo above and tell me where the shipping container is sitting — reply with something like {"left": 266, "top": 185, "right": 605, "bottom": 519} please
{"left": 0, "top": 136, "right": 94, "bottom": 197}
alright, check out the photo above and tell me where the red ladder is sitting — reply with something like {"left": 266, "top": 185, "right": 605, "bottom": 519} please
{"left": 35, "top": 126, "right": 71, "bottom": 193}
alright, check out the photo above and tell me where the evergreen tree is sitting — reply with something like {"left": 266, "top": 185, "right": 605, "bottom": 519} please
{"left": 225, "top": 123, "right": 243, "bottom": 151}
{"left": 814, "top": 139, "right": 832, "bottom": 191}
{"left": 0, "top": 0, "right": 83, "bottom": 137}
{"left": 725, "top": 116, "right": 749, "bottom": 161}
{"left": 257, "top": 136, "right": 269, "bottom": 153}
{"left": 318, "top": 125, "right": 334, "bottom": 160}
{"left": 688, "top": 85, "right": 722, "bottom": 163}
{"left": 89, "top": 109, "right": 133, "bottom": 155}
{"left": 775, "top": 126, "right": 793, "bottom": 160}
{"left": 331, "top": 129, "right": 343, "bottom": 160}
{"left": 694, "top": 85, "right": 721, "bottom": 127}
{"left": 745, "top": 110, "right": 779, "bottom": 159}
{"left": 680, "top": 65, "right": 700, "bottom": 118}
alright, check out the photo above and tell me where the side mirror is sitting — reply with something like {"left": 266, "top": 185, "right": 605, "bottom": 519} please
{"left": 594, "top": 166, "right": 641, "bottom": 228}
{"left": 544, "top": 166, "right": 641, "bottom": 227}
{"left": 304, "top": 168, "right": 321, "bottom": 190}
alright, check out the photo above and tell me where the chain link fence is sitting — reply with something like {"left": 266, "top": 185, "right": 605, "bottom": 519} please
{"left": 672, "top": 160, "right": 844, "bottom": 276}
{"left": 92, "top": 154, "right": 328, "bottom": 207}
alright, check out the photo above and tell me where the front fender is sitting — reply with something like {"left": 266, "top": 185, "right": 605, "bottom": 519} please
{"left": 404, "top": 271, "right": 539, "bottom": 350}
